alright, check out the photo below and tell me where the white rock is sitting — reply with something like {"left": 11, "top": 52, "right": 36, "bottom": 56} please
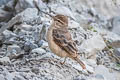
{"left": 68, "top": 20, "right": 80, "bottom": 29}
{"left": 16, "top": 8, "right": 38, "bottom": 22}
{"left": 0, "top": 57, "right": 10, "bottom": 64}
{"left": 72, "top": 63, "right": 83, "bottom": 71}
{"left": 104, "top": 31, "right": 120, "bottom": 42}
{"left": 0, "top": 8, "right": 13, "bottom": 22}
{"left": 112, "top": 16, "right": 120, "bottom": 36}
{"left": 15, "top": 0, "right": 38, "bottom": 13}
{"left": 86, "top": 64, "right": 94, "bottom": 74}
{"left": 94, "top": 74, "right": 105, "bottom": 80}
{"left": 5, "top": 72, "right": 14, "bottom": 80}
{"left": 7, "top": 44, "right": 21, "bottom": 54}
{"left": 33, "top": 0, "right": 47, "bottom": 10}
{"left": 51, "top": 6, "right": 75, "bottom": 20}
{"left": 0, "top": 74, "right": 5, "bottom": 80}
{"left": 86, "top": 59, "right": 97, "bottom": 67}
{"left": 3, "top": 30, "right": 17, "bottom": 39}
{"left": 96, "top": 28, "right": 120, "bottom": 48}
{"left": 31, "top": 48, "right": 46, "bottom": 54}
{"left": 95, "top": 65, "right": 117, "bottom": 80}
{"left": 80, "top": 34, "right": 106, "bottom": 58}
{"left": 41, "top": 41, "right": 48, "bottom": 48}
{"left": 16, "top": 24, "right": 33, "bottom": 31}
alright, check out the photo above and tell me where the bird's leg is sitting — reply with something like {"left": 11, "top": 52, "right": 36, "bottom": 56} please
{"left": 74, "top": 56, "right": 86, "bottom": 69}
{"left": 60, "top": 57, "right": 67, "bottom": 65}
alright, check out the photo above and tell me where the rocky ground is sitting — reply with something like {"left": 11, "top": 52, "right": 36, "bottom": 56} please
{"left": 0, "top": 0, "right": 120, "bottom": 80}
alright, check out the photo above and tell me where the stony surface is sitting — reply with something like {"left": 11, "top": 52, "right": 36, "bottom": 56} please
{"left": 0, "top": 0, "right": 120, "bottom": 80}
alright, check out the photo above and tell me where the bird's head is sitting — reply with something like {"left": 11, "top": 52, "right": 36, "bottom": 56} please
{"left": 53, "top": 14, "right": 68, "bottom": 28}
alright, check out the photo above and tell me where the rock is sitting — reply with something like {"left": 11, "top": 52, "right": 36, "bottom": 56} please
{"left": 15, "top": 0, "right": 47, "bottom": 13}
{"left": 0, "top": 14, "right": 22, "bottom": 34}
{"left": 51, "top": 5, "right": 75, "bottom": 20}
{"left": 39, "top": 24, "right": 47, "bottom": 41}
{"left": 80, "top": 34, "right": 106, "bottom": 59}
{"left": 99, "top": 29, "right": 120, "bottom": 48}
{"left": 0, "top": 57, "right": 10, "bottom": 65}
{"left": 16, "top": 8, "right": 38, "bottom": 23}
{"left": 2, "top": 30, "right": 17, "bottom": 39}
{"left": 95, "top": 74, "right": 105, "bottom": 80}
{"left": 86, "top": 59, "right": 97, "bottom": 67}
{"left": 33, "top": 0, "right": 47, "bottom": 11}
{"left": 7, "top": 44, "right": 21, "bottom": 58}
{"left": 15, "top": 0, "right": 35, "bottom": 13}
{"left": 16, "top": 24, "right": 33, "bottom": 31}
{"left": 14, "top": 75, "right": 26, "bottom": 80}
{"left": 3, "top": 0, "right": 16, "bottom": 12}
{"left": 114, "top": 48, "right": 120, "bottom": 59}
{"left": 40, "top": 40, "right": 48, "bottom": 48}
{"left": 0, "top": 8, "right": 13, "bottom": 22}
{"left": 72, "top": 62, "right": 83, "bottom": 71}
{"left": 0, "top": 0, "right": 11, "bottom": 7}
{"left": 88, "top": 7, "right": 98, "bottom": 17}
{"left": 7, "top": 44, "right": 21, "bottom": 53}
{"left": 73, "top": 75, "right": 87, "bottom": 80}
{"left": 69, "top": 20, "right": 80, "bottom": 29}
{"left": 95, "top": 65, "right": 117, "bottom": 80}
{"left": 111, "top": 16, "right": 120, "bottom": 36}
{"left": 24, "top": 41, "right": 38, "bottom": 52}
{"left": 31, "top": 48, "right": 46, "bottom": 54}
{"left": 0, "top": 8, "right": 38, "bottom": 34}
{"left": 0, "top": 74, "right": 5, "bottom": 80}
{"left": 5, "top": 72, "right": 14, "bottom": 80}
{"left": 85, "top": 64, "right": 94, "bottom": 74}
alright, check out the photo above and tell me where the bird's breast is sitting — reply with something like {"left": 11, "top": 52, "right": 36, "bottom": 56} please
{"left": 47, "top": 27, "right": 68, "bottom": 57}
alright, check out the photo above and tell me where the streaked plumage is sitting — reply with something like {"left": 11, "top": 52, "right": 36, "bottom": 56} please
{"left": 47, "top": 14, "right": 86, "bottom": 69}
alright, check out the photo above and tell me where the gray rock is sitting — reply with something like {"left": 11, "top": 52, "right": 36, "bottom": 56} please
{"left": 86, "top": 59, "right": 97, "bottom": 67}
{"left": 14, "top": 75, "right": 26, "bottom": 80}
{"left": 0, "top": 8, "right": 13, "bottom": 22}
{"left": 80, "top": 34, "right": 106, "bottom": 59}
{"left": 98, "top": 29, "right": 120, "bottom": 48}
{"left": 95, "top": 74, "right": 104, "bottom": 80}
{"left": 0, "top": 0, "right": 11, "bottom": 7}
{"left": 7, "top": 44, "right": 21, "bottom": 58}
{"left": 16, "top": 8, "right": 38, "bottom": 23}
{"left": 0, "top": 14, "right": 22, "bottom": 34}
{"left": 5, "top": 72, "right": 14, "bottom": 80}
{"left": 33, "top": 0, "right": 47, "bottom": 11}
{"left": 111, "top": 16, "right": 120, "bottom": 36}
{"left": 68, "top": 20, "right": 80, "bottom": 29}
{"left": 114, "top": 48, "right": 120, "bottom": 59}
{"left": 0, "top": 8, "right": 38, "bottom": 34}
{"left": 24, "top": 41, "right": 38, "bottom": 52}
{"left": 40, "top": 40, "right": 48, "bottom": 48}
{"left": 15, "top": 0, "right": 35, "bottom": 13}
{"left": 0, "top": 57, "right": 10, "bottom": 65}
{"left": 7, "top": 44, "right": 21, "bottom": 53}
{"left": 16, "top": 24, "right": 33, "bottom": 31}
{"left": 0, "top": 74, "right": 5, "bottom": 80}
{"left": 73, "top": 75, "right": 87, "bottom": 80}
{"left": 50, "top": 5, "right": 75, "bottom": 20}
{"left": 31, "top": 48, "right": 46, "bottom": 54}
{"left": 2, "top": 30, "right": 17, "bottom": 39}
{"left": 95, "top": 65, "right": 117, "bottom": 80}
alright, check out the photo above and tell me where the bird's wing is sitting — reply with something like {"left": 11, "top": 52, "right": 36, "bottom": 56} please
{"left": 52, "top": 28, "right": 78, "bottom": 57}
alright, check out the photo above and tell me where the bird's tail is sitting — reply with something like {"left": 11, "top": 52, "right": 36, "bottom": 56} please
{"left": 74, "top": 57, "right": 86, "bottom": 69}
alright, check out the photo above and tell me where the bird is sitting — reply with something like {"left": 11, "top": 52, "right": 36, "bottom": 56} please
{"left": 47, "top": 14, "right": 86, "bottom": 69}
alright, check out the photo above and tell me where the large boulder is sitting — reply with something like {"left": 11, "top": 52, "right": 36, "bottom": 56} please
{"left": 80, "top": 34, "right": 106, "bottom": 59}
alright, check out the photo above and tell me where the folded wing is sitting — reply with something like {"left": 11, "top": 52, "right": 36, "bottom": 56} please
{"left": 52, "top": 28, "right": 78, "bottom": 57}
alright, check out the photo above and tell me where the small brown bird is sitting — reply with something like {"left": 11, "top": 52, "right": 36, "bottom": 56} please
{"left": 47, "top": 14, "right": 86, "bottom": 69}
